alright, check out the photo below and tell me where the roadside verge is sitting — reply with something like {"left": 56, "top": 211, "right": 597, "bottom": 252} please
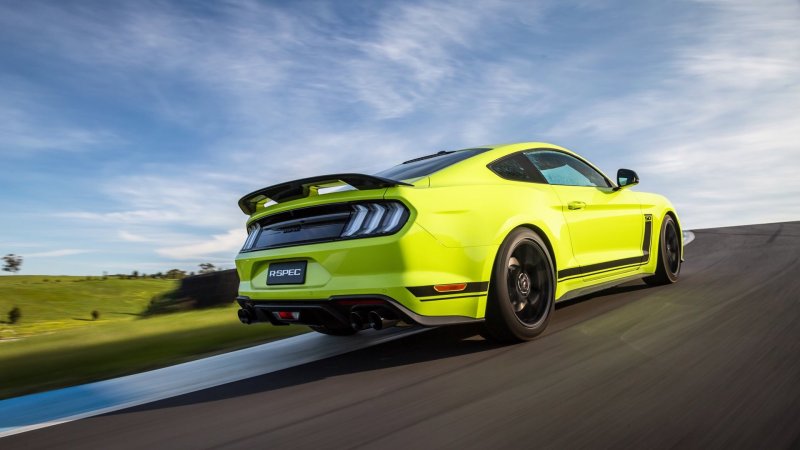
{"left": 0, "top": 327, "right": 426, "bottom": 438}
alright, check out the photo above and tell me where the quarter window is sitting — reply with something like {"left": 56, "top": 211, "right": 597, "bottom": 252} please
{"left": 487, "top": 154, "right": 546, "bottom": 183}
{"left": 524, "top": 150, "right": 610, "bottom": 187}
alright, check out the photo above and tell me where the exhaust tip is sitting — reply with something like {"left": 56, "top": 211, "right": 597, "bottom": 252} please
{"left": 237, "top": 308, "right": 254, "bottom": 325}
{"left": 367, "top": 310, "right": 397, "bottom": 330}
{"left": 350, "top": 311, "right": 367, "bottom": 330}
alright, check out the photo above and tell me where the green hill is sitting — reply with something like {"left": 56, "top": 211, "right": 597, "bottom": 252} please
{"left": 0, "top": 275, "right": 177, "bottom": 339}
{"left": 0, "top": 275, "right": 305, "bottom": 399}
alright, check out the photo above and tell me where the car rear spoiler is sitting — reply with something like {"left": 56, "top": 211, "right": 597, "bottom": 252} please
{"left": 238, "top": 173, "right": 413, "bottom": 215}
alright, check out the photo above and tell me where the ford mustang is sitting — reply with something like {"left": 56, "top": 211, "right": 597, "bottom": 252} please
{"left": 235, "top": 142, "right": 682, "bottom": 342}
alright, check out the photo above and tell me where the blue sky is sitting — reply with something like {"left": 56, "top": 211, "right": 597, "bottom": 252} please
{"left": 1, "top": 0, "right": 798, "bottom": 275}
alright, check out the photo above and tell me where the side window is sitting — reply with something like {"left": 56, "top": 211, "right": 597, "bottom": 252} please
{"left": 488, "top": 154, "right": 546, "bottom": 183}
{"left": 524, "top": 150, "right": 610, "bottom": 187}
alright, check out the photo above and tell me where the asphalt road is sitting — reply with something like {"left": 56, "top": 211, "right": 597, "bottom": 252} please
{"left": 5, "top": 222, "right": 800, "bottom": 449}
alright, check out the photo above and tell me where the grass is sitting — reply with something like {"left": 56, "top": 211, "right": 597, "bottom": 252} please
{"left": 0, "top": 276, "right": 177, "bottom": 338}
{"left": 0, "top": 276, "right": 307, "bottom": 399}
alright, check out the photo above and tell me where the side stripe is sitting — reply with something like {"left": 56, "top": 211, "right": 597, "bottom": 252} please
{"left": 419, "top": 294, "right": 486, "bottom": 303}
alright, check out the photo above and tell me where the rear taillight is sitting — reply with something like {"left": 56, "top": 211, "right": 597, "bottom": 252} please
{"left": 240, "top": 201, "right": 409, "bottom": 252}
{"left": 241, "top": 223, "right": 261, "bottom": 251}
{"left": 340, "top": 202, "right": 407, "bottom": 237}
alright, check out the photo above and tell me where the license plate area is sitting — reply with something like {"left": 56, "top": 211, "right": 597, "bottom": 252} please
{"left": 267, "top": 261, "right": 307, "bottom": 285}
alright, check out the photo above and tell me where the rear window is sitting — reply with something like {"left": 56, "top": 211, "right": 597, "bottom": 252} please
{"left": 374, "top": 148, "right": 490, "bottom": 181}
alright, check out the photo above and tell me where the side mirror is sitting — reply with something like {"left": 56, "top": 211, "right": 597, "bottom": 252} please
{"left": 616, "top": 168, "right": 639, "bottom": 189}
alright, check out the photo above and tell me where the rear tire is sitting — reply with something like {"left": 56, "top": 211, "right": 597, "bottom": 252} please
{"left": 309, "top": 325, "right": 358, "bottom": 336}
{"left": 483, "top": 228, "right": 555, "bottom": 343}
{"left": 644, "top": 214, "right": 681, "bottom": 286}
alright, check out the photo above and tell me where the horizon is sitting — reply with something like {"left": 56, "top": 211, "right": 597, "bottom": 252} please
{"left": 3, "top": 218, "right": 796, "bottom": 277}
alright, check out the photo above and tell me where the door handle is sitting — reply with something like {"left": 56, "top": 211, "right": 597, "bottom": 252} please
{"left": 567, "top": 201, "right": 586, "bottom": 210}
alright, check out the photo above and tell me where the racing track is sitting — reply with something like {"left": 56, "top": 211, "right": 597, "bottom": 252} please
{"left": 4, "top": 221, "right": 800, "bottom": 449}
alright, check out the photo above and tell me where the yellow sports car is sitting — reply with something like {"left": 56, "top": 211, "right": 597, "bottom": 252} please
{"left": 235, "top": 142, "right": 682, "bottom": 342}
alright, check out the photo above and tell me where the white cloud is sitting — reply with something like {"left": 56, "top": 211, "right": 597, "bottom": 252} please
{"left": 59, "top": 210, "right": 185, "bottom": 224}
{"left": 0, "top": 242, "right": 45, "bottom": 248}
{"left": 546, "top": 0, "right": 800, "bottom": 228}
{"left": 26, "top": 249, "right": 93, "bottom": 258}
{"left": 0, "top": 1, "right": 311, "bottom": 128}
{"left": 58, "top": 171, "right": 246, "bottom": 227}
{"left": 117, "top": 230, "right": 155, "bottom": 243}
{"left": 343, "top": 1, "right": 546, "bottom": 119}
{"left": 0, "top": 82, "right": 118, "bottom": 155}
{"left": 156, "top": 229, "right": 245, "bottom": 260}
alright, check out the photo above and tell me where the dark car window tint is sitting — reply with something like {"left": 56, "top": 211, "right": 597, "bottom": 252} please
{"left": 375, "top": 148, "right": 490, "bottom": 181}
{"left": 524, "top": 150, "right": 610, "bottom": 187}
{"left": 488, "top": 154, "right": 546, "bottom": 183}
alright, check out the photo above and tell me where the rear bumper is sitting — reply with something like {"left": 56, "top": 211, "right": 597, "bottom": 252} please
{"left": 236, "top": 295, "right": 484, "bottom": 328}
{"left": 235, "top": 223, "right": 496, "bottom": 320}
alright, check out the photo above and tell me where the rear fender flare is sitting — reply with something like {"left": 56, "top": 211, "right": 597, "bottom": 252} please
{"left": 478, "top": 223, "right": 558, "bottom": 317}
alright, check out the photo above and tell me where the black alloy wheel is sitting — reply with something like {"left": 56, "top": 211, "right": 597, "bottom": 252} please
{"left": 506, "top": 242, "right": 552, "bottom": 326}
{"left": 484, "top": 228, "right": 555, "bottom": 342}
{"left": 644, "top": 214, "right": 681, "bottom": 286}
{"left": 665, "top": 219, "right": 681, "bottom": 275}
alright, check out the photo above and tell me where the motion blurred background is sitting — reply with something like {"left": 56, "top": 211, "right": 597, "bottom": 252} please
{"left": 1, "top": 0, "right": 798, "bottom": 399}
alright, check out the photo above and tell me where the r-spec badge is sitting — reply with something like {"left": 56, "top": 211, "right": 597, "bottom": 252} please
{"left": 270, "top": 269, "right": 302, "bottom": 277}
{"left": 267, "top": 261, "right": 307, "bottom": 285}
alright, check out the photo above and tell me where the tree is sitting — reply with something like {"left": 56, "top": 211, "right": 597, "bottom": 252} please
{"left": 198, "top": 263, "right": 216, "bottom": 274}
{"left": 2, "top": 254, "right": 23, "bottom": 273}
{"left": 131, "top": 270, "right": 139, "bottom": 279}
{"left": 165, "top": 269, "right": 186, "bottom": 280}
{"left": 91, "top": 310, "right": 100, "bottom": 321}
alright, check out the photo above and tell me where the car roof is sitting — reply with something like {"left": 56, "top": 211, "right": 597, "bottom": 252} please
{"left": 426, "top": 142, "right": 613, "bottom": 185}
{"left": 467, "top": 142, "right": 573, "bottom": 159}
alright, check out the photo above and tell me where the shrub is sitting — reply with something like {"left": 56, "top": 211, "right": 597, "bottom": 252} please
{"left": 8, "top": 307, "right": 21, "bottom": 324}
{"left": 91, "top": 310, "right": 100, "bottom": 321}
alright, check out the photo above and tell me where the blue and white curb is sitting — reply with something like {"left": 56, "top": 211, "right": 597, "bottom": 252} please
{"left": 0, "top": 327, "right": 426, "bottom": 438}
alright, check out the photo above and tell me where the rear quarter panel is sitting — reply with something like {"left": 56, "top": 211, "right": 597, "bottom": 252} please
{"left": 384, "top": 178, "right": 577, "bottom": 297}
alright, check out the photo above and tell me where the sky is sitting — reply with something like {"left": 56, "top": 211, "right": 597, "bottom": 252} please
{"left": 0, "top": 0, "right": 798, "bottom": 275}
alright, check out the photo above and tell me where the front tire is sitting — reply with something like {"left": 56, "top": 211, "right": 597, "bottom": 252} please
{"left": 644, "top": 214, "right": 681, "bottom": 286}
{"left": 483, "top": 228, "right": 555, "bottom": 343}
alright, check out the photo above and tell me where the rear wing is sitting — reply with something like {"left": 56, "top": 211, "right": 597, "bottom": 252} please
{"left": 238, "top": 173, "right": 413, "bottom": 215}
